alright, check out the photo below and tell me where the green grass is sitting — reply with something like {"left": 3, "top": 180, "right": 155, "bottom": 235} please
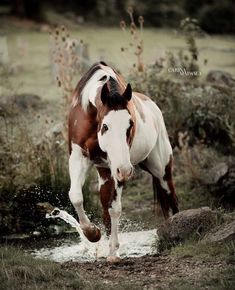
{"left": 0, "top": 246, "right": 84, "bottom": 290}
{"left": 1, "top": 20, "right": 235, "bottom": 102}
{"left": 0, "top": 245, "right": 141, "bottom": 290}
{"left": 169, "top": 240, "right": 235, "bottom": 263}
{"left": 168, "top": 266, "right": 235, "bottom": 290}
{"left": 167, "top": 240, "right": 235, "bottom": 290}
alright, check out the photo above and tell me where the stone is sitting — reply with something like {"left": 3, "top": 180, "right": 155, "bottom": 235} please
{"left": 205, "top": 158, "right": 235, "bottom": 206}
{"left": 202, "top": 220, "right": 235, "bottom": 243}
{"left": 206, "top": 70, "right": 235, "bottom": 87}
{"left": 204, "top": 162, "right": 229, "bottom": 185}
{"left": 157, "top": 207, "right": 218, "bottom": 250}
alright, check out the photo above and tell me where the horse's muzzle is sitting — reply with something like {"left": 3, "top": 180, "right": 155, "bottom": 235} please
{"left": 116, "top": 166, "right": 133, "bottom": 182}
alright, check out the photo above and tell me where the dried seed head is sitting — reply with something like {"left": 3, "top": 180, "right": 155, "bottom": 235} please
{"left": 127, "top": 6, "right": 133, "bottom": 15}
{"left": 120, "top": 20, "right": 126, "bottom": 30}
{"left": 137, "top": 62, "right": 144, "bottom": 72}
{"left": 55, "top": 29, "right": 59, "bottom": 35}
{"left": 121, "top": 47, "right": 125, "bottom": 52}
{"left": 62, "top": 36, "right": 66, "bottom": 42}
{"left": 138, "top": 16, "right": 144, "bottom": 24}
{"left": 130, "top": 22, "right": 136, "bottom": 30}
{"left": 61, "top": 25, "right": 65, "bottom": 31}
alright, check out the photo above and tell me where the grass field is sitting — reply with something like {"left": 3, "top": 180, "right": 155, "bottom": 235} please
{"left": 1, "top": 23, "right": 235, "bottom": 101}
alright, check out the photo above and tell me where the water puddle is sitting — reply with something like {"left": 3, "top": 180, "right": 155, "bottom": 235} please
{"left": 31, "top": 207, "right": 158, "bottom": 263}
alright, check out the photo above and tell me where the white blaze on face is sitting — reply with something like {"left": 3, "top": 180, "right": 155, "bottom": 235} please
{"left": 98, "top": 110, "right": 133, "bottom": 181}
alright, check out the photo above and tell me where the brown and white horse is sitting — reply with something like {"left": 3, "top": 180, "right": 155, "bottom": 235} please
{"left": 68, "top": 62, "right": 178, "bottom": 262}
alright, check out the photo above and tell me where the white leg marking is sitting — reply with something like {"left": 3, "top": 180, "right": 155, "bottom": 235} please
{"left": 108, "top": 183, "right": 122, "bottom": 259}
{"left": 69, "top": 143, "right": 91, "bottom": 228}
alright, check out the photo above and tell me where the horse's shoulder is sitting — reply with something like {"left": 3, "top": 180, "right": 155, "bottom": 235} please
{"left": 68, "top": 104, "right": 98, "bottom": 150}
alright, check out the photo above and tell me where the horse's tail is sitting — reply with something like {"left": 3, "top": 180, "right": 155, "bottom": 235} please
{"left": 152, "top": 176, "right": 178, "bottom": 219}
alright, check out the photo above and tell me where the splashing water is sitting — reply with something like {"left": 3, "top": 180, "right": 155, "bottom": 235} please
{"left": 32, "top": 207, "right": 158, "bottom": 263}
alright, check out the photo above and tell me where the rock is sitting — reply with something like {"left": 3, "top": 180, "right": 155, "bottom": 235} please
{"left": 157, "top": 207, "right": 218, "bottom": 250}
{"left": 206, "top": 70, "right": 235, "bottom": 87}
{"left": 205, "top": 158, "right": 235, "bottom": 207}
{"left": 202, "top": 220, "right": 235, "bottom": 243}
{"left": 205, "top": 162, "right": 229, "bottom": 185}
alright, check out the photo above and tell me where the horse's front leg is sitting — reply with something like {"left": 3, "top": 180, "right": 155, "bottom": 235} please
{"left": 69, "top": 143, "right": 101, "bottom": 242}
{"left": 108, "top": 182, "right": 122, "bottom": 262}
{"left": 97, "top": 167, "right": 122, "bottom": 262}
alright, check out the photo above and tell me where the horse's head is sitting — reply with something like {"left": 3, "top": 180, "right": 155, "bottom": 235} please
{"left": 97, "top": 80, "right": 134, "bottom": 182}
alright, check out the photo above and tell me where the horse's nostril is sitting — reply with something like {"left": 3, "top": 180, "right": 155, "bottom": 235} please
{"left": 117, "top": 168, "right": 120, "bottom": 174}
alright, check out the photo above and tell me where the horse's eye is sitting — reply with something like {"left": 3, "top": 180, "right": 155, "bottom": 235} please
{"left": 102, "top": 124, "right": 108, "bottom": 131}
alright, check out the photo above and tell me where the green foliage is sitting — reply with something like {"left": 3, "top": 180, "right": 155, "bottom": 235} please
{"left": 0, "top": 245, "right": 142, "bottom": 290}
{"left": 170, "top": 240, "right": 235, "bottom": 263}
{"left": 0, "top": 103, "right": 100, "bottom": 234}
{"left": 168, "top": 266, "right": 235, "bottom": 290}
{"left": 199, "top": 1, "right": 235, "bottom": 34}
{"left": 0, "top": 245, "right": 84, "bottom": 290}
{"left": 128, "top": 61, "right": 235, "bottom": 155}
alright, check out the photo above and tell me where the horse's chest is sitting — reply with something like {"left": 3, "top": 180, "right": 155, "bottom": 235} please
{"left": 83, "top": 138, "right": 109, "bottom": 168}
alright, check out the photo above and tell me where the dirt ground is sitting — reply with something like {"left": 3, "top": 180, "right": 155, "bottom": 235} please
{"left": 64, "top": 254, "right": 227, "bottom": 289}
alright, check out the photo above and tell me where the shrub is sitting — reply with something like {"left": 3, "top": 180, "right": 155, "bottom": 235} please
{"left": 199, "top": 2, "right": 235, "bottom": 34}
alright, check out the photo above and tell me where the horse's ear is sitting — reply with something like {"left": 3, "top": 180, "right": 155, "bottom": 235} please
{"left": 101, "top": 83, "right": 109, "bottom": 105}
{"left": 123, "top": 83, "right": 132, "bottom": 101}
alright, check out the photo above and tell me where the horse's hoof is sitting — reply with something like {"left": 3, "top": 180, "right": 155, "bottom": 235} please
{"left": 106, "top": 256, "right": 121, "bottom": 263}
{"left": 82, "top": 224, "right": 101, "bottom": 243}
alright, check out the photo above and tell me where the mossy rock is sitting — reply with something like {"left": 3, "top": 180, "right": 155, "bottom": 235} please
{"left": 157, "top": 207, "right": 218, "bottom": 250}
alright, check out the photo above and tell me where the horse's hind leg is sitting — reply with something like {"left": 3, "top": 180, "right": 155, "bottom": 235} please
{"left": 69, "top": 143, "right": 101, "bottom": 242}
{"left": 142, "top": 154, "right": 179, "bottom": 219}
{"left": 97, "top": 167, "right": 123, "bottom": 262}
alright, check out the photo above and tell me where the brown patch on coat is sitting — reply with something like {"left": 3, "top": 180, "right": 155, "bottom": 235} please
{"left": 68, "top": 103, "right": 106, "bottom": 162}
{"left": 163, "top": 155, "right": 179, "bottom": 215}
{"left": 152, "top": 176, "right": 171, "bottom": 219}
{"left": 127, "top": 100, "right": 136, "bottom": 147}
{"left": 82, "top": 224, "right": 101, "bottom": 242}
{"left": 97, "top": 167, "right": 117, "bottom": 236}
